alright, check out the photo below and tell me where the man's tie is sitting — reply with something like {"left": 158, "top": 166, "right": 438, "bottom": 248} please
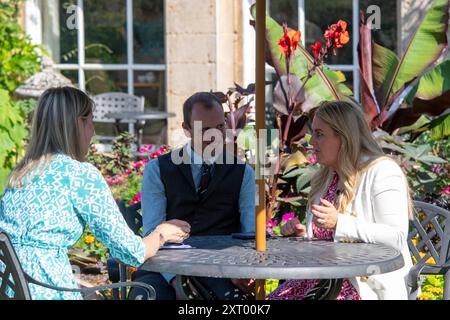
{"left": 197, "top": 163, "right": 212, "bottom": 198}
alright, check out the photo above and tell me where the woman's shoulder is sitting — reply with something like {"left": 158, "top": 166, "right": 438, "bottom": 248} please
{"left": 361, "top": 156, "right": 407, "bottom": 192}
{"left": 55, "top": 154, "right": 102, "bottom": 178}
{"left": 362, "top": 156, "right": 403, "bottom": 175}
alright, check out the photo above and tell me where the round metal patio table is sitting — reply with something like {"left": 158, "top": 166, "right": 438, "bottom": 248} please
{"left": 141, "top": 235, "right": 404, "bottom": 280}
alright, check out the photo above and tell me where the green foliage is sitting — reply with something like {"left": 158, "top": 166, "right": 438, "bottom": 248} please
{"left": 70, "top": 227, "right": 110, "bottom": 264}
{"left": 0, "top": 0, "right": 41, "bottom": 92}
{"left": 0, "top": 90, "right": 28, "bottom": 192}
{"left": 265, "top": 279, "right": 280, "bottom": 295}
{"left": 375, "top": 129, "right": 449, "bottom": 202}
{"left": 418, "top": 275, "right": 445, "bottom": 300}
{"left": 0, "top": 1, "right": 41, "bottom": 193}
{"left": 113, "top": 171, "right": 143, "bottom": 205}
{"left": 85, "top": 132, "right": 134, "bottom": 176}
{"left": 377, "top": 0, "right": 449, "bottom": 106}
{"left": 360, "top": 0, "right": 450, "bottom": 131}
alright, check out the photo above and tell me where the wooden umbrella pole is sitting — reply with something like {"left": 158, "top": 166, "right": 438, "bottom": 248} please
{"left": 255, "top": 0, "right": 266, "bottom": 301}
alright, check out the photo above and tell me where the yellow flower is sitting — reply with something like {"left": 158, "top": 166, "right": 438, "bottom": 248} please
{"left": 418, "top": 252, "right": 436, "bottom": 265}
{"left": 85, "top": 235, "right": 95, "bottom": 244}
{"left": 95, "top": 242, "right": 103, "bottom": 248}
{"left": 418, "top": 292, "right": 434, "bottom": 300}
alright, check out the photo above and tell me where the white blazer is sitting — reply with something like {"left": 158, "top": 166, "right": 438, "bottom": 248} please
{"left": 305, "top": 157, "right": 415, "bottom": 300}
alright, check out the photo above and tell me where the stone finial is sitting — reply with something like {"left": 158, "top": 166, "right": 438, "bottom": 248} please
{"left": 14, "top": 56, "right": 75, "bottom": 99}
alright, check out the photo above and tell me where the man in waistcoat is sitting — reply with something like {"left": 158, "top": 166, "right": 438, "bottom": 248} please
{"left": 128, "top": 92, "right": 255, "bottom": 300}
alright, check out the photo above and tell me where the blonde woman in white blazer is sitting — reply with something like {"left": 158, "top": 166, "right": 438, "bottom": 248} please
{"left": 268, "top": 100, "right": 415, "bottom": 300}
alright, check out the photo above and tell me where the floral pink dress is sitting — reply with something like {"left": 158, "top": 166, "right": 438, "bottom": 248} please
{"left": 267, "top": 172, "right": 361, "bottom": 300}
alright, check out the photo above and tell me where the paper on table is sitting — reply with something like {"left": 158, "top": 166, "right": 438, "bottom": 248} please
{"left": 160, "top": 243, "right": 193, "bottom": 249}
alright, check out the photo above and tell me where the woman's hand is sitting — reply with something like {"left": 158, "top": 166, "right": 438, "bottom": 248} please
{"left": 142, "top": 220, "right": 191, "bottom": 260}
{"left": 311, "top": 198, "right": 339, "bottom": 230}
{"left": 280, "top": 217, "right": 306, "bottom": 237}
{"left": 155, "top": 219, "right": 191, "bottom": 244}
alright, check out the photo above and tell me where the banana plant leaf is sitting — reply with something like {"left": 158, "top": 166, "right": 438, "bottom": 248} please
{"left": 386, "top": 60, "right": 450, "bottom": 136}
{"left": 415, "top": 59, "right": 450, "bottom": 100}
{"left": 412, "top": 59, "right": 450, "bottom": 116}
{"left": 429, "top": 112, "right": 450, "bottom": 140}
{"left": 359, "top": 0, "right": 449, "bottom": 129}
{"left": 358, "top": 12, "right": 380, "bottom": 123}
{"left": 383, "top": 0, "right": 449, "bottom": 107}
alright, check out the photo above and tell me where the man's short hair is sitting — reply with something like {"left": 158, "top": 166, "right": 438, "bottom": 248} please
{"left": 183, "top": 92, "right": 223, "bottom": 127}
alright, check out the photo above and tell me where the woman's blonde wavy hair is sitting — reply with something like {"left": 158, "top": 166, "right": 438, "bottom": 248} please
{"left": 8, "top": 86, "right": 94, "bottom": 189}
{"left": 307, "top": 100, "right": 413, "bottom": 219}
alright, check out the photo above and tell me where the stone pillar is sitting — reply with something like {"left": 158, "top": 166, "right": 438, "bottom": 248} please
{"left": 165, "top": 0, "right": 244, "bottom": 148}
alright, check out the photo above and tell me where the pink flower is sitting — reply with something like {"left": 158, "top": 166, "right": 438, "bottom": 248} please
{"left": 130, "top": 192, "right": 141, "bottom": 205}
{"left": 150, "top": 152, "right": 160, "bottom": 159}
{"left": 432, "top": 164, "right": 442, "bottom": 174}
{"left": 282, "top": 212, "right": 295, "bottom": 222}
{"left": 307, "top": 154, "right": 317, "bottom": 164}
{"left": 138, "top": 144, "right": 155, "bottom": 154}
{"left": 267, "top": 219, "right": 278, "bottom": 228}
{"left": 441, "top": 186, "right": 450, "bottom": 195}
{"left": 266, "top": 219, "right": 278, "bottom": 235}
{"left": 134, "top": 161, "right": 143, "bottom": 169}
{"left": 159, "top": 145, "right": 168, "bottom": 153}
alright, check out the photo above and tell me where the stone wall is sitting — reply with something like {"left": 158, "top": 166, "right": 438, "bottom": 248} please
{"left": 165, "top": 0, "right": 244, "bottom": 147}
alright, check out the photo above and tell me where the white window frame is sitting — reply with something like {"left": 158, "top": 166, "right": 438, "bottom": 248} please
{"left": 54, "top": 0, "right": 166, "bottom": 102}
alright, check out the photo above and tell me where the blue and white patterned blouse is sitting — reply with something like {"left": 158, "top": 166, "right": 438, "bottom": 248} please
{"left": 0, "top": 154, "right": 146, "bottom": 300}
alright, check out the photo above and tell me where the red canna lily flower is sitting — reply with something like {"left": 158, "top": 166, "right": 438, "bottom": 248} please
{"left": 278, "top": 23, "right": 301, "bottom": 59}
{"left": 336, "top": 20, "right": 347, "bottom": 31}
{"left": 334, "top": 20, "right": 349, "bottom": 48}
{"left": 310, "top": 41, "right": 322, "bottom": 59}
{"left": 324, "top": 20, "right": 350, "bottom": 50}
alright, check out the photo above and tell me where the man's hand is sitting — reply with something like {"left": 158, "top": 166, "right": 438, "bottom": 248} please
{"left": 231, "top": 278, "right": 255, "bottom": 294}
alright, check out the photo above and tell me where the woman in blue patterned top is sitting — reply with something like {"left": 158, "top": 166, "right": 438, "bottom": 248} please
{"left": 0, "top": 87, "right": 190, "bottom": 300}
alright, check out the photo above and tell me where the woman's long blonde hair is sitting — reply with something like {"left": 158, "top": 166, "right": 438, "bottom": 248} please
{"left": 307, "top": 100, "right": 414, "bottom": 219}
{"left": 8, "top": 87, "right": 94, "bottom": 188}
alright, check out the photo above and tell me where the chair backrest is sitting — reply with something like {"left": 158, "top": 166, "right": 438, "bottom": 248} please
{"left": 408, "top": 201, "right": 450, "bottom": 268}
{"left": 117, "top": 201, "right": 143, "bottom": 236}
{"left": 92, "top": 92, "right": 145, "bottom": 123}
{"left": 0, "top": 232, "right": 32, "bottom": 300}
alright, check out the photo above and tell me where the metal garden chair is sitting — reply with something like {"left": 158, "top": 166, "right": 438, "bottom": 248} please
{"left": 107, "top": 201, "right": 143, "bottom": 300}
{"left": 92, "top": 92, "right": 145, "bottom": 151}
{"left": 0, "top": 231, "right": 155, "bottom": 300}
{"left": 407, "top": 200, "right": 450, "bottom": 299}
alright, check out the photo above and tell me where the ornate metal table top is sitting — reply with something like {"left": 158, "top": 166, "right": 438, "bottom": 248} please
{"left": 141, "top": 235, "right": 404, "bottom": 279}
